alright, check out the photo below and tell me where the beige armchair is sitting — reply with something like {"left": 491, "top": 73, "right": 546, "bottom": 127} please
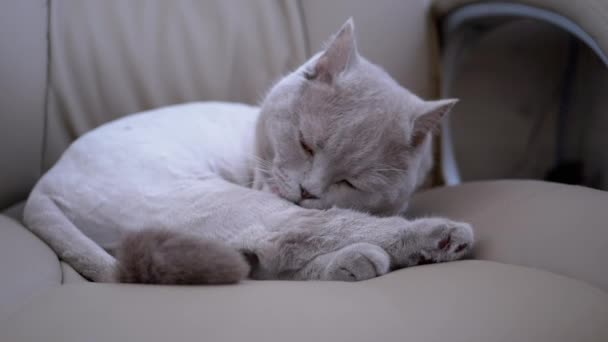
{"left": 1, "top": 1, "right": 607, "bottom": 341}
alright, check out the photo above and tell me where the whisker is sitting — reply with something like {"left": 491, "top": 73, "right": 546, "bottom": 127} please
{"left": 247, "top": 154, "right": 273, "bottom": 169}
{"left": 252, "top": 167, "right": 272, "bottom": 175}
{"left": 371, "top": 163, "right": 408, "bottom": 174}
{"left": 372, "top": 168, "right": 408, "bottom": 173}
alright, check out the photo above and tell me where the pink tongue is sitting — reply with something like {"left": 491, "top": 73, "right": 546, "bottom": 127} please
{"left": 270, "top": 185, "right": 280, "bottom": 195}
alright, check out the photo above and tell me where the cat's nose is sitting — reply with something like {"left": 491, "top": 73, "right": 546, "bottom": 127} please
{"left": 300, "top": 185, "right": 318, "bottom": 200}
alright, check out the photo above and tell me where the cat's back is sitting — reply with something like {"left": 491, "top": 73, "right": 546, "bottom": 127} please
{"left": 27, "top": 102, "right": 260, "bottom": 235}
{"left": 54, "top": 101, "right": 259, "bottom": 182}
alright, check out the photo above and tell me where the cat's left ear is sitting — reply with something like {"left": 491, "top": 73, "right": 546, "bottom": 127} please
{"left": 312, "top": 18, "right": 359, "bottom": 84}
{"left": 411, "top": 99, "right": 459, "bottom": 146}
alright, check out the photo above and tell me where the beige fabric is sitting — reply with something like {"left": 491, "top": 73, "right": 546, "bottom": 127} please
{"left": 409, "top": 180, "right": 608, "bottom": 291}
{"left": 432, "top": 0, "right": 608, "bottom": 59}
{"left": 44, "top": 0, "right": 308, "bottom": 169}
{"left": 0, "top": 0, "right": 47, "bottom": 208}
{"left": 299, "top": 0, "right": 439, "bottom": 99}
{"left": 1, "top": 261, "right": 606, "bottom": 341}
{"left": 0, "top": 215, "right": 61, "bottom": 320}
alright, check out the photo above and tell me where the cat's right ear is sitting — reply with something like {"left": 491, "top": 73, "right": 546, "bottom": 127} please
{"left": 310, "top": 18, "right": 359, "bottom": 84}
{"left": 411, "top": 99, "right": 459, "bottom": 147}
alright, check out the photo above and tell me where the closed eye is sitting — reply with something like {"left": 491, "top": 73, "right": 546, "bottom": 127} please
{"left": 300, "top": 139, "right": 314, "bottom": 156}
{"left": 337, "top": 179, "right": 356, "bottom": 189}
{"left": 299, "top": 132, "right": 314, "bottom": 156}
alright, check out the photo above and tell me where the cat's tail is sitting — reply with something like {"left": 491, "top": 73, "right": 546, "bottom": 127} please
{"left": 115, "top": 229, "right": 250, "bottom": 284}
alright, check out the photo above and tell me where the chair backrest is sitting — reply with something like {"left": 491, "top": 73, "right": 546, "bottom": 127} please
{"left": 0, "top": 0, "right": 439, "bottom": 210}
{"left": 434, "top": 0, "right": 608, "bottom": 63}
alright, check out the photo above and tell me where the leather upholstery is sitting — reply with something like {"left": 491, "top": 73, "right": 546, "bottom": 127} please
{"left": 43, "top": 0, "right": 308, "bottom": 169}
{"left": 409, "top": 180, "right": 608, "bottom": 292}
{"left": 60, "top": 262, "right": 87, "bottom": 284}
{"left": 0, "top": 0, "right": 47, "bottom": 208}
{"left": 43, "top": 0, "right": 441, "bottom": 170}
{"left": 2, "top": 180, "right": 608, "bottom": 341}
{"left": 2, "top": 201, "right": 25, "bottom": 223}
{"left": 299, "top": 0, "right": 439, "bottom": 98}
{"left": 1, "top": 1, "right": 608, "bottom": 341}
{"left": 1, "top": 261, "right": 607, "bottom": 342}
{"left": 0, "top": 215, "right": 61, "bottom": 320}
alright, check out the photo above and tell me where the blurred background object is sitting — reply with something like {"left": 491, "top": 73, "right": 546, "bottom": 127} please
{"left": 436, "top": 2, "right": 608, "bottom": 190}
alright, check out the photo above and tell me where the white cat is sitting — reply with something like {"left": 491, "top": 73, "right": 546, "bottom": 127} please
{"left": 23, "top": 19, "right": 473, "bottom": 284}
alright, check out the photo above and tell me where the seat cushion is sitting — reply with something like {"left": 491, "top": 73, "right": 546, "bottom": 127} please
{"left": 1, "top": 260, "right": 606, "bottom": 341}
{"left": 3, "top": 200, "right": 25, "bottom": 222}
{"left": 409, "top": 180, "right": 608, "bottom": 292}
{"left": 2, "top": 181, "right": 606, "bottom": 341}
{"left": 0, "top": 215, "right": 61, "bottom": 320}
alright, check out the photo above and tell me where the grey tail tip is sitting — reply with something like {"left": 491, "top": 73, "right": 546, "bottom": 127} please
{"left": 115, "top": 229, "right": 250, "bottom": 285}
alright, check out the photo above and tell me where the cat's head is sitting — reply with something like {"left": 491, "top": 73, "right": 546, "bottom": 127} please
{"left": 255, "top": 18, "right": 457, "bottom": 216}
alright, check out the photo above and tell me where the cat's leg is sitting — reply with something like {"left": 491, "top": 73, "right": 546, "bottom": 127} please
{"left": 263, "top": 209, "right": 474, "bottom": 280}
{"left": 23, "top": 190, "right": 117, "bottom": 282}
{"left": 284, "top": 216, "right": 473, "bottom": 281}
{"left": 290, "top": 243, "right": 391, "bottom": 281}
{"left": 163, "top": 178, "right": 472, "bottom": 281}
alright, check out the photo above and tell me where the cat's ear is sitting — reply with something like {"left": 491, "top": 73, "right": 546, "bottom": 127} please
{"left": 312, "top": 18, "right": 359, "bottom": 84}
{"left": 411, "top": 99, "right": 458, "bottom": 146}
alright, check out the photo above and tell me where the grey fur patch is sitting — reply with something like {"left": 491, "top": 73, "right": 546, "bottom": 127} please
{"left": 115, "top": 229, "right": 250, "bottom": 284}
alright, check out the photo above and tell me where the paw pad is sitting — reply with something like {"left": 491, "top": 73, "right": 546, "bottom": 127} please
{"left": 411, "top": 252, "right": 434, "bottom": 265}
{"left": 454, "top": 243, "right": 468, "bottom": 253}
{"left": 437, "top": 234, "right": 451, "bottom": 251}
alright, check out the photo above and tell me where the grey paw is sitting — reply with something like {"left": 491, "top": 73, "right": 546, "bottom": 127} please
{"left": 409, "top": 219, "right": 474, "bottom": 266}
{"left": 323, "top": 243, "right": 390, "bottom": 281}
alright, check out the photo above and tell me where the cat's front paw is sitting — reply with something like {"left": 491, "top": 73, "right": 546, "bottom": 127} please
{"left": 406, "top": 218, "right": 474, "bottom": 266}
{"left": 322, "top": 243, "right": 390, "bottom": 281}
